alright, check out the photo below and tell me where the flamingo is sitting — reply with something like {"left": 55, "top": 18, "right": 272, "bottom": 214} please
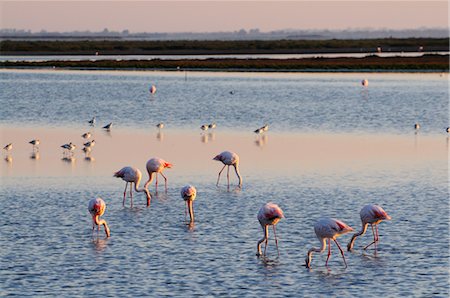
{"left": 103, "top": 123, "right": 113, "bottom": 131}
{"left": 213, "top": 151, "right": 242, "bottom": 188}
{"left": 144, "top": 157, "right": 173, "bottom": 192}
{"left": 256, "top": 202, "right": 284, "bottom": 257}
{"left": 114, "top": 166, "right": 151, "bottom": 207}
{"left": 361, "top": 79, "right": 369, "bottom": 87}
{"left": 88, "top": 197, "right": 110, "bottom": 237}
{"left": 347, "top": 204, "right": 391, "bottom": 251}
{"left": 88, "top": 116, "right": 96, "bottom": 126}
{"left": 150, "top": 85, "right": 157, "bottom": 94}
{"left": 3, "top": 143, "right": 12, "bottom": 152}
{"left": 181, "top": 185, "right": 197, "bottom": 223}
{"left": 82, "top": 132, "right": 92, "bottom": 139}
{"left": 305, "top": 217, "right": 353, "bottom": 269}
{"left": 29, "top": 139, "right": 40, "bottom": 151}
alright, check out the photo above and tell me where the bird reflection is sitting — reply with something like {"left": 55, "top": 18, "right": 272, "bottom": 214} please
{"left": 30, "top": 152, "right": 40, "bottom": 160}
{"left": 92, "top": 237, "right": 108, "bottom": 252}
{"left": 84, "top": 156, "right": 95, "bottom": 162}
{"left": 201, "top": 133, "right": 209, "bottom": 143}
{"left": 62, "top": 156, "right": 76, "bottom": 163}
{"left": 208, "top": 132, "right": 216, "bottom": 141}
{"left": 255, "top": 134, "right": 268, "bottom": 147}
{"left": 4, "top": 155, "right": 12, "bottom": 163}
{"left": 157, "top": 131, "right": 164, "bottom": 142}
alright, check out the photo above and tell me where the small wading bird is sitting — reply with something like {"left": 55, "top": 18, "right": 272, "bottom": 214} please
{"left": 305, "top": 217, "right": 353, "bottom": 269}
{"left": 82, "top": 132, "right": 92, "bottom": 139}
{"left": 144, "top": 157, "right": 173, "bottom": 192}
{"left": 3, "top": 143, "right": 12, "bottom": 152}
{"left": 213, "top": 151, "right": 242, "bottom": 188}
{"left": 103, "top": 122, "right": 113, "bottom": 131}
{"left": 88, "top": 197, "right": 110, "bottom": 237}
{"left": 83, "top": 140, "right": 96, "bottom": 148}
{"left": 200, "top": 124, "right": 209, "bottom": 132}
{"left": 61, "top": 142, "right": 76, "bottom": 157}
{"left": 256, "top": 202, "right": 284, "bottom": 257}
{"left": 414, "top": 123, "right": 420, "bottom": 131}
{"left": 29, "top": 139, "right": 40, "bottom": 151}
{"left": 347, "top": 204, "right": 391, "bottom": 251}
{"left": 208, "top": 122, "right": 217, "bottom": 130}
{"left": 254, "top": 127, "right": 263, "bottom": 134}
{"left": 114, "top": 166, "right": 151, "bottom": 207}
{"left": 361, "top": 79, "right": 369, "bottom": 87}
{"left": 181, "top": 185, "right": 197, "bottom": 223}
{"left": 446, "top": 127, "right": 450, "bottom": 133}
{"left": 156, "top": 122, "right": 164, "bottom": 129}
{"left": 88, "top": 116, "right": 96, "bottom": 126}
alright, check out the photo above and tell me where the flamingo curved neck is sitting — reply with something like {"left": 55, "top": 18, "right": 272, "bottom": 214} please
{"left": 143, "top": 172, "right": 155, "bottom": 190}
{"left": 347, "top": 223, "right": 368, "bottom": 251}
{"left": 93, "top": 215, "right": 110, "bottom": 237}
{"left": 256, "top": 225, "right": 269, "bottom": 255}
{"left": 234, "top": 164, "right": 242, "bottom": 187}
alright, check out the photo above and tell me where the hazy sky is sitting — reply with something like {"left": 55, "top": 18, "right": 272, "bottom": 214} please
{"left": 1, "top": 1, "right": 448, "bottom": 32}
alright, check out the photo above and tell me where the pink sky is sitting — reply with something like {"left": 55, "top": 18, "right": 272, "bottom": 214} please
{"left": 1, "top": 1, "right": 448, "bottom": 32}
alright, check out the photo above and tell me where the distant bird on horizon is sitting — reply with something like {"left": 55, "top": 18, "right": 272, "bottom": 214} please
{"left": 347, "top": 204, "right": 391, "bottom": 251}
{"left": 114, "top": 166, "right": 151, "bottom": 207}
{"left": 305, "top": 217, "right": 353, "bottom": 269}
{"left": 144, "top": 157, "right": 173, "bottom": 192}
{"left": 208, "top": 122, "right": 217, "bottom": 130}
{"left": 200, "top": 124, "right": 209, "bottom": 132}
{"left": 29, "top": 139, "right": 40, "bottom": 151}
{"left": 414, "top": 123, "right": 420, "bottom": 131}
{"left": 213, "top": 151, "right": 242, "bottom": 188}
{"left": 181, "top": 185, "right": 197, "bottom": 224}
{"left": 254, "top": 127, "right": 263, "bottom": 134}
{"left": 256, "top": 202, "right": 284, "bottom": 257}
{"left": 61, "top": 142, "right": 76, "bottom": 157}
{"left": 3, "top": 143, "right": 12, "bottom": 152}
{"left": 262, "top": 124, "right": 269, "bottom": 132}
{"left": 103, "top": 122, "right": 113, "bottom": 131}
{"left": 88, "top": 197, "right": 110, "bottom": 237}
{"left": 82, "top": 132, "right": 92, "bottom": 139}
{"left": 156, "top": 122, "right": 164, "bottom": 129}
{"left": 83, "top": 140, "right": 96, "bottom": 148}
{"left": 150, "top": 85, "right": 157, "bottom": 94}
{"left": 361, "top": 79, "right": 369, "bottom": 87}
{"left": 88, "top": 117, "right": 96, "bottom": 126}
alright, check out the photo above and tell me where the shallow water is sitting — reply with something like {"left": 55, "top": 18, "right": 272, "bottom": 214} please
{"left": 0, "top": 69, "right": 448, "bottom": 296}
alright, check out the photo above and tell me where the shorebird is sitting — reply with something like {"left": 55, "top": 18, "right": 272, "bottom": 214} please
{"left": 82, "top": 132, "right": 92, "bottom": 139}
{"left": 181, "top": 185, "right": 197, "bottom": 223}
{"left": 83, "top": 140, "right": 96, "bottom": 148}
{"left": 156, "top": 122, "right": 164, "bottom": 129}
{"left": 347, "top": 204, "right": 391, "bottom": 251}
{"left": 3, "top": 143, "right": 12, "bottom": 152}
{"left": 200, "top": 125, "right": 209, "bottom": 132}
{"left": 29, "top": 139, "right": 40, "bottom": 151}
{"left": 447, "top": 127, "right": 450, "bottom": 133}
{"left": 61, "top": 142, "right": 76, "bottom": 157}
{"left": 88, "top": 198, "right": 110, "bottom": 237}
{"left": 213, "top": 151, "right": 242, "bottom": 188}
{"left": 305, "top": 217, "right": 353, "bottom": 269}
{"left": 103, "top": 122, "right": 113, "bottom": 131}
{"left": 208, "top": 122, "right": 217, "bottom": 129}
{"left": 256, "top": 202, "right": 284, "bottom": 257}
{"left": 254, "top": 127, "right": 263, "bottom": 134}
{"left": 414, "top": 123, "right": 420, "bottom": 131}
{"left": 114, "top": 166, "right": 151, "bottom": 207}
{"left": 88, "top": 117, "right": 96, "bottom": 126}
{"left": 144, "top": 157, "right": 173, "bottom": 192}
{"left": 261, "top": 124, "right": 269, "bottom": 132}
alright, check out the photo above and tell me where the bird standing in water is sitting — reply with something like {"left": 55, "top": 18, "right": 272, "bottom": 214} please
{"left": 213, "top": 151, "right": 242, "bottom": 188}
{"left": 347, "top": 204, "right": 391, "bottom": 251}
{"left": 114, "top": 166, "right": 152, "bottom": 207}
{"left": 305, "top": 217, "right": 353, "bottom": 268}
{"left": 256, "top": 202, "right": 284, "bottom": 257}
{"left": 181, "top": 185, "right": 197, "bottom": 224}
{"left": 144, "top": 157, "right": 173, "bottom": 192}
{"left": 88, "top": 197, "right": 110, "bottom": 237}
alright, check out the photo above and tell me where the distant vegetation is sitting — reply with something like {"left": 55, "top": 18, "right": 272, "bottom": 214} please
{"left": 2, "top": 55, "right": 448, "bottom": 71}
{"left": 0, "top": 38, "right": 448, "bottom": 55}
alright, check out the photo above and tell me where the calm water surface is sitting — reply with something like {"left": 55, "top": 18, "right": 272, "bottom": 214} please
{"left": 0, "top": 69, "right": 448, "bottom": 296}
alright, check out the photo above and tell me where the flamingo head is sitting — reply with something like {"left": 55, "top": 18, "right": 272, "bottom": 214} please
{"left": 213, "top": 154, "right": 222, "bottom": 161}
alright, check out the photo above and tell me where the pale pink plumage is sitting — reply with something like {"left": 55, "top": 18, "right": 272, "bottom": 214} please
{"left": 181, "top": 185, "right": 197, "bottom": 223}
{"left": 213, "top": 151, "right": 242, "bottom": 188}
{"left": 144, "top": 158, "right": 172, "bottom": 192}
{"left": 347, "top": 204, "right": 391, "bottom": 251}
{"left": 306, "top": 217, "right": 353, "bottom": 268}
{"left": 256, "top": 202, "right": 284, "bottom": 257}
{"left": 114, "top": 166, "right": 151, "bottom": 207}
{"left": 88, "top": 197, "right": 110, "bottom": 237}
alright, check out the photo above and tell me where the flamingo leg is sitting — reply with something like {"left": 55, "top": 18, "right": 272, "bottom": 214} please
{"left": 325, "top": 239, "right": 331, "bottom": 266}
{"left": 155, "top": 173, "right": 159, "bottom": 190}
{"left": 184, "top": 201, "right": 188, "bottom": 221}
{"left": 375, "top": 225, "right": 380, "bottom": 250}
{"left": 263, "top": 225, "right": 269, "bottom": 256}
{"left": 227, "top": 165, "right": 230, "bottom": 188}
{"left": 334, "top": 239, "right": 348, "bottom": 268}
{"left": 216, "top": 165, "right": 226, "bottom": 186}
{"left": 130, "top": 183, "right": 133, "bottom": 208}
{"left": 273, "top": 225, "right": 280, "bottom": 257}
{"left": 123, "top": 182, "right": 128, "bottom": 206}
{"left": 160, "top": 172, "right": 168, "bottom": 192}
{"left": 364, "top": 224, "right": 377, "bottom": 250}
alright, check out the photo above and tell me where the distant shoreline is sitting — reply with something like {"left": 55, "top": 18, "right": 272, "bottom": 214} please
{"left": 1, "top": 55, "right": 448, "bottom": 72}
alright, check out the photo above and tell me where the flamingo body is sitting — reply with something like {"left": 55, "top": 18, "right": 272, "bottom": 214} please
{"left": 114, "top": 166, "right": 151, "bottom": 206}
{"left": 150, "top": 85, "right": 157, "bottom": 94}
{"left": 347, "top": 204, "right": 391, "bottom": 251}
{"left": 306, "top": 217, "right": 353, "bottom": 268}
{"left": 256, "top": 202, "right": 284, "bottom": 256}
{"left": 88, "top": 198, "right": 110, "bottom": 237}
{"left": 144, "top": 158, "right": 172, "bottom": 192}
{"left": 181, "top": 185, "right": 197, "bottom": 223}
{"left": 361, "top": 79, "right": 369, "bottom": 87}
{"left": 213, "top": 151, "right": 242, "bottom": 188}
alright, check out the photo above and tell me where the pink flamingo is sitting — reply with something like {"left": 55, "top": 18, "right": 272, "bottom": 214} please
{"left": 213, "top": 151, "right": 242, "bottom": 188}
{"left": 347, "top": 204, "right": 391, "bottom": 251}
{"left": 88, "top": 197, "right": 110, "bottom": 237}
{"left": 181, "top": 185, "right": 197, "bottom": 223}
{"left": 256, "top": 202, "right": 284, "bottom": 257}
{"left": 114, "top": 166, "right": 151, "bottom": 207}
{"left": 305, "top": 217, "right": 353, "bottom": 268}
{"left": 144, "top": 157, "right": 173, "bottom": 192}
